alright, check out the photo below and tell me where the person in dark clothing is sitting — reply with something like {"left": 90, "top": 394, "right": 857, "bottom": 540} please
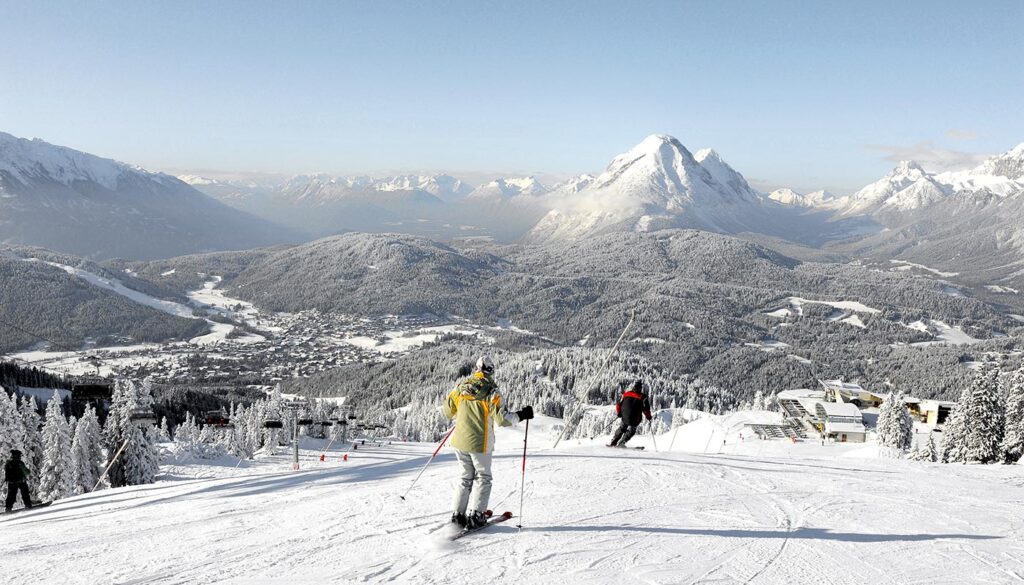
{"left": 608, "top": 380, "right": 652, "bottom": 447}
{"left": 4, "top": 450, "right": 33, "bottom": 512}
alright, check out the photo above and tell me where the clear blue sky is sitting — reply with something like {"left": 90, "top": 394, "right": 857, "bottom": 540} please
{"left": 1, "top": 0, "right": 1021, "bottom": 192}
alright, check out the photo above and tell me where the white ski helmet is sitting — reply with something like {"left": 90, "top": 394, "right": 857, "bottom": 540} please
{"left": 476, "top": 355, "right": 495, "bottom": 374}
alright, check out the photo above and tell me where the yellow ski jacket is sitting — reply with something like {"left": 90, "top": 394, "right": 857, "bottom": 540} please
{"left": 444, "top": 372, "right": 517, "bottom": 453}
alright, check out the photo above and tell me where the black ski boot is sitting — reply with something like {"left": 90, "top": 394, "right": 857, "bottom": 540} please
{"left": 451, "top": 512, "right": 467, "bottom": 527}
{"left": 465, "top": 510, "right": 487, "bottom": 529}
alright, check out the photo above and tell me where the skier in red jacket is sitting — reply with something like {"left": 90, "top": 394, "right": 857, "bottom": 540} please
{"left": 608, "top": 380, "right": 652, "bottom": 447}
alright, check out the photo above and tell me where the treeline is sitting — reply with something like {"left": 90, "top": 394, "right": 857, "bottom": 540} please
{"left": 0, "top": 380, "right": 160, "bottom": 507}
{"left": 282, "top": 343, "right": 740, "bottom": 442}
{"left": 0, "top": 256, "right": 208, "bottom": 353}
{"left": 0, "top": 361, "right": 70, "bottom": 391}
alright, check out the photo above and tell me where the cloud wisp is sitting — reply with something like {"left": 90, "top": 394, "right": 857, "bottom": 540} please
{"left": 865, "top": 141, "right": 992, "bottom": 173}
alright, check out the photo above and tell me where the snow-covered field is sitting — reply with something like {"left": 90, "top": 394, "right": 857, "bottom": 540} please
{"left": 4, "top": 417, "right": 1024, "bottom": 585}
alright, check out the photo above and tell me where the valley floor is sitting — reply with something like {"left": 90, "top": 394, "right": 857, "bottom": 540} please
{"left": 3, "top": 423, "right": 1024, "bottom": 585}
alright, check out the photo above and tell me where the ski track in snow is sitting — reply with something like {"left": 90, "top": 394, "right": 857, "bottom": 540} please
{"left": 2, "top": 429, "right": 1024, "bottom": 585}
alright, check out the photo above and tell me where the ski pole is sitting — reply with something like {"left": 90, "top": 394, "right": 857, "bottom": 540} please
{"left": 399, "top": 425, "right": 455, "bottom": 501}
{"left": 649, "top": 419, "right": 659, "bottom": 452}
{"left": 553, "top": 309, "right": 636, "bottom": 448}
{"left": 93, "top": 436, "right": 131, "bottom": 492}
{"left": 516, "top": 419, "right": 529, "bottom": 529}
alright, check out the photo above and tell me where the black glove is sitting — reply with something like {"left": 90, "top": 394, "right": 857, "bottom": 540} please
{"left": 646, "top": 415, "right": 653, "bottom": 422}
{"left": 516, "top": 406, "right": 534, "bottom": 421}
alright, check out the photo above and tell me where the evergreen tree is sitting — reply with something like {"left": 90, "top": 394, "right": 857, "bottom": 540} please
{"left": 1000, "top": 367, "right": 1024, "bottom": 463}
{"left": 877, "top": 390, "right": 914, "bottom": 455}
{"left": 71, "top": 406, "right": 105, "bottom": 494}
{"left": 0, "top": 389, "right": 22, "bottom": 503}
{"left": 943, "top": 365, "right": 1005, "bottom": 464}
{"left": 19, "top": 396, "right": 44, "bottom": 496}
{"left": 123, "top": 379, "right": 159, "bottom": 485}
{"left": 155, "top": 417, "right": 172, "bottom": 442}
{"left": 925, "top": 432, "right": 939, "bottom": 462}
{"left": 38, "top": 391, "right": 74, "bottom": 502}
{"left": 104, "top": 379, "right": 159, "bottom": 487}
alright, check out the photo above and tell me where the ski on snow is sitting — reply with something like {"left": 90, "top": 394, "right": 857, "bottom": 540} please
{"left": 450, "top": 511, "right": 513, "bottom": 541}
{"left": 2, "top": 502, "right": 52, "bottom": 517}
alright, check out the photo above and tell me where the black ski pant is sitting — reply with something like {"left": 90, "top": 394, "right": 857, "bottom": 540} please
{"left": 4, "top": 482, "right": 32, "bottom": 511}
{"left": 610, "top": 421, "right": 638, "bottom": 446}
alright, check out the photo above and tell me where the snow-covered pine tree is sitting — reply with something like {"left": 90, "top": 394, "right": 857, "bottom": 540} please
{"left": 38, "top": 391, "right": 74, "bottom": 502}
{"left": 123, "top": 379, "right": 159, "bottom": 485}
{"left": 877, "top": 390, "right": 914, "bottom": 455}
{"left": 263, "top": 386, "right": 284, "bottom": 454}
{"left": 0, "top": 388, "right": 23, "bottom": 502}
{"left": 943, "top": 365, "right": 1005, "bottom": 464}
{"left": 155, "top": 417, "right": 172, "bottom": 442}
{"left": 71, "top": 406, "right": 105, "bottom": 494}
{"left": 1000, "top": 367, "right": 1024, "bottom": 463}
{"left": 913, "top": 432, "right": 938, "bottom": 462}
{"left": 751, "top": 390, "right": 766, "bottom": 412}
{"left": 19, "top": 396, "right": 44, "bottom": 496}
{"left": 175, "top": 412, "right": 199, "bottom": 445}
{"left": 104, "top": 379, "right": 159, "bottom": 487}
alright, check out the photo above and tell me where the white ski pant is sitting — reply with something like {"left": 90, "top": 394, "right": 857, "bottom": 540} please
{"left": 452, "top": 449, "right": 492, "bottom": 514}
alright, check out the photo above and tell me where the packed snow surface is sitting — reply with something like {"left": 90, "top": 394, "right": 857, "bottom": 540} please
{"left": 4, "top": 416, "right": 1023, "bottom": 585}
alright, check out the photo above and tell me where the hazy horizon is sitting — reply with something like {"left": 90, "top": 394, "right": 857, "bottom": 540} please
{"left": 3, "top": 0, "right": 1022, "bottom": 194}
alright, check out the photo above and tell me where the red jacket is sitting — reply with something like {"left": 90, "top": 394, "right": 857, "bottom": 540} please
{"left": 616, "top": 391, "right": 652, "bottom": 425}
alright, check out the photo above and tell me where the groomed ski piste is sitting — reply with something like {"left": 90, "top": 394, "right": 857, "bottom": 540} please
{"left": 3, "top": 413, "right": 1023, "bottom": 585}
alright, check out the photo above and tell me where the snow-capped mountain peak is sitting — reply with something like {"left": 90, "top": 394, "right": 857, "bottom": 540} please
{"left": 0, "top": 131, "right": 169, "bottom": 190}
{"left": 694, "top": 147, "right": 763, "bottom": 204}
{"left": 550, "top": 174, "right": 596, "bottom": 195}
{"left": 372, "top": 174, "right": 473, "bottom": 199}
{"left": 768, "top": 188, "right": 805, "bottom": 206}
{"left": 972, "top": 142, "right": 1024, "bottom": 180}
{"left": 889, "top": 160, "right": 927, "bottom": 179}
{"left": 841, "top": 160, "right": 946, "bottom": 215}
{"left": 466, "top": 176, "right": 548, "bottom": 200}
{"left": 527, "top": 134, "right": 772, "bottom": 241}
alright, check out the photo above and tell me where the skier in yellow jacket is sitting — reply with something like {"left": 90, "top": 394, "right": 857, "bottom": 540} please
{"left": 444, "top": 356, "right": 533, "bottom": 529}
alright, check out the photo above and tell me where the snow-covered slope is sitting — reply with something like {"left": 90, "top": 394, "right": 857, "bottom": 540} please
{"left": 0, "top": 131, "right": 293, "bottom": 260}
{"left": 0, "top": 131, "right": 172, "bottom": 191}
{"left": 5, "top": 425, "right": 1023, "bottom": 585}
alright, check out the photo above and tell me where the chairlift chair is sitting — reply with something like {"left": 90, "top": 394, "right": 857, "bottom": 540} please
{"left": 297, "top": 418, "right": 314, "bottom": 426}
{"left": 264, "top": 420, "right": 284, "bottom": 429}
{"left": 71, "top": 379, "right": 114, "bottom": 401}
{"left": 320, "top": 421, "right": 334, "bottom": 427}
{"left": 129, "top": 408, "right": 157, "bottom": 426}
{"left": 204, "top": 410, "right": 232, "bottom": 427}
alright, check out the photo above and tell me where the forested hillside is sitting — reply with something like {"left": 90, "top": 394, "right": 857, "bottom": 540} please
{"left": 0, "top": 254, "right": 207, "bottom": 353}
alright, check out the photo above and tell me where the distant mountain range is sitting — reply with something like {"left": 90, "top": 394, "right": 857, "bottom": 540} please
{"left": 2, "top": 129, "right": 1022, "bottom": 280}
{"left": 0, "top": 132, "right": 296, "bottom": 260}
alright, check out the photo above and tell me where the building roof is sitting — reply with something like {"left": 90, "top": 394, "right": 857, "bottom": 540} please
{"left": 826, "top": 422, "right": 867, "bottom": 434}
{"left": 815, "top": 401, "right": 863, "bottom": 419}
{"left": 778, "top": 389, "right": 825, "bottom": 401}
{"left": 820, "top": 379, "right": 866, "bottom": 393}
